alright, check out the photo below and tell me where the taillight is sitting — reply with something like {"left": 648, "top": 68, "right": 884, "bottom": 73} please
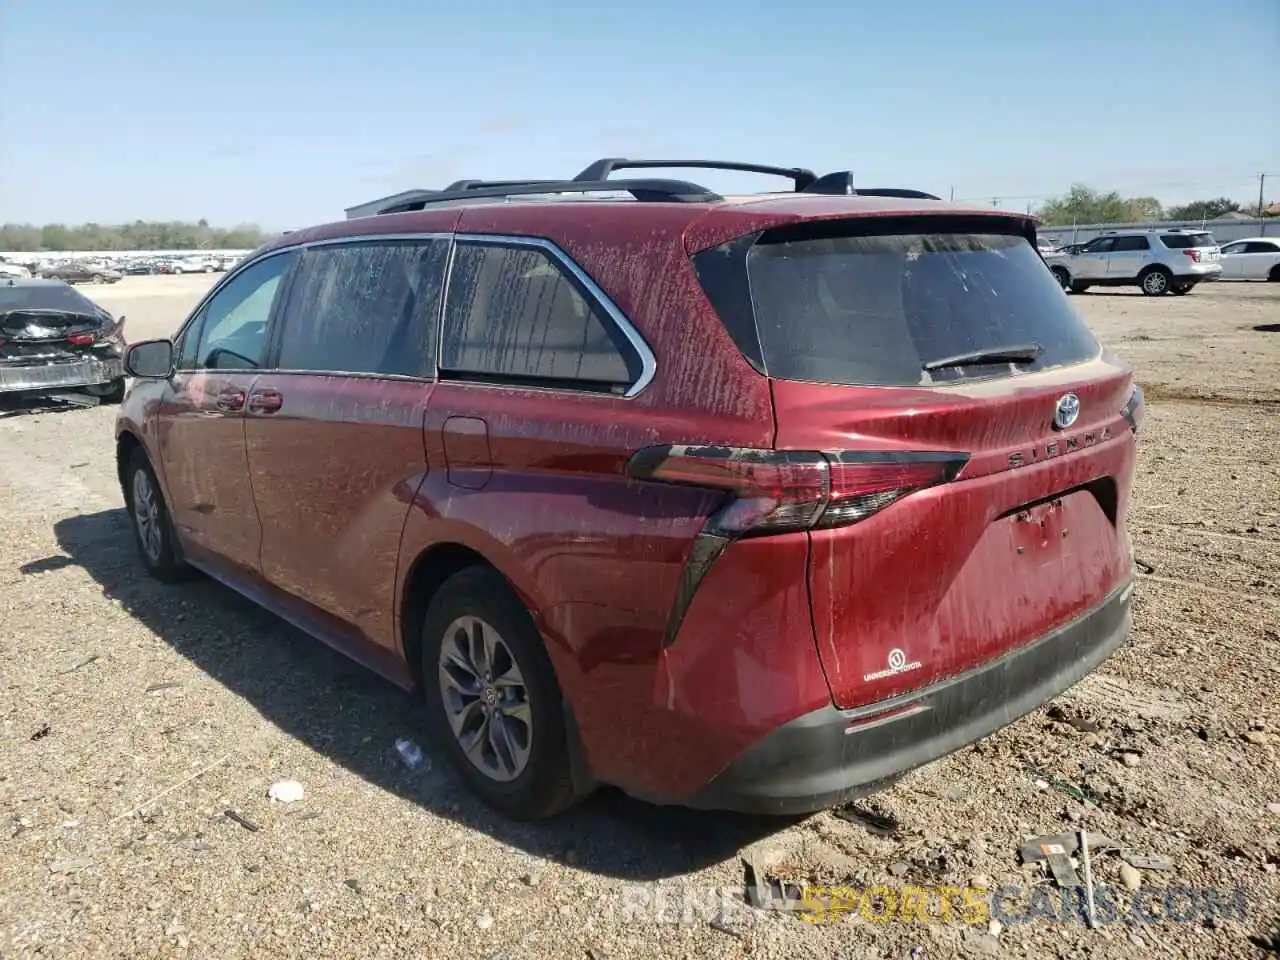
{"left": 66, "top": 333, "right": 95, "bottom": 346}
{"left": 626, "top": 446, "right": 968, "bottom": 537}
{"left": 1183, "top": 249, "right": 1202, "bottom": 263}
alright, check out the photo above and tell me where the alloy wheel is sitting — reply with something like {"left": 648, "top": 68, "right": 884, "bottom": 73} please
{"left": 1143, "top": 271, "right": 1168, "bottom": 295}
{"left": 437, "top": 615, "right": 533, "bottom": 782}
{"left": 131, "top": 469, "right": 163, "bottom": 563}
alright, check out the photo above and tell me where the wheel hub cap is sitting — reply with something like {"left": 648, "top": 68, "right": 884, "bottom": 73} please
{"left": 132, "top": 470, "right": 162, "bottom": 562}
{"left": 437, "top": 615, "right": 533, "bottom": 782}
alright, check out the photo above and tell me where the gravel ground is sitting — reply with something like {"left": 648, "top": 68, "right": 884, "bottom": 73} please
{"left": 2, "top": 278, "right": 1278, "bottom": 959}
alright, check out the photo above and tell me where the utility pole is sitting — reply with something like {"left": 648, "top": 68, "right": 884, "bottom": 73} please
{"left": 1260, "top": 173, "right": 1273, "bottom": 237}
{"left": 949, "top": 185, "right": 955, "bottom": 202}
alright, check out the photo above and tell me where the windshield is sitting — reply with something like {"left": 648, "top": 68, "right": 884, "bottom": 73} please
{"left": 720, "top": 225, "right": 1100, "bottom": 386}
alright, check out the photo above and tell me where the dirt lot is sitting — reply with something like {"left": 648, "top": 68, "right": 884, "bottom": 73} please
{"left": 2, "top": 277, "right": 1278, "bottom": 959}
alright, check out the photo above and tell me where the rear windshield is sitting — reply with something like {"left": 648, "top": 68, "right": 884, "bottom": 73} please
{"left": 1160, "top": 233, "right": 1215, "bottom": 249}
{"left": 0, "top": 282, "right": 105, "bottom": 316}
{"left": 697, "top": 222, "right": 1100, "bottom": 387}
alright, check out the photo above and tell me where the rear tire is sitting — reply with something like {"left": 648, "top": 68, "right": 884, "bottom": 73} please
{"left": 83, "top": 377, "right": 126, "bottom": 403}
{"left": 125, "top": 449, "right": 191, "bottom": 583}
{"left": 1171, "top": 282, "right": 1195, "bottom": 296}
{"left": 1140, "top": 267, "right": 1172, "bottom": 296}
{"left": 420, "top": 567, "right": 581, "bottom": 820}
{"left": 91, "top": 274, "right": 104, "bottom": 284}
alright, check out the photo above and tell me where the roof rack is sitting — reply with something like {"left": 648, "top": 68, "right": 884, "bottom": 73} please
{"left": 571, "top": 159, "right": 941, "bottom": 200}
{"left": 574, "top": 158, "right": 820, "bottom": 191}
{"left": 372, "top": 178, "right": 721, "bottom": 214}
{"left": 348, "top": 158, "right": 944, "bottom": 217}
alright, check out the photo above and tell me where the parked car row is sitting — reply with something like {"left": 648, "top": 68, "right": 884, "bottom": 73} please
{"left": 9, "top": 254, "right": 246, "bottom": 284}
{"left": 1041, "top": 228, "right": 1222, "bottom": 295}
{"left": 1039, "top": 228, "right": 1278, "bottom": 294}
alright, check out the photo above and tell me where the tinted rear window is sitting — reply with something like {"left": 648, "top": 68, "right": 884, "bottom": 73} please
{"left": 0, "top": 282, "right": 105, "bottom": 316}
{"left": 697, "top": 222, "right": 1099, "bottom": 387}
{"left": 1160, "top": 233, "right": 1215, "bottom": 249}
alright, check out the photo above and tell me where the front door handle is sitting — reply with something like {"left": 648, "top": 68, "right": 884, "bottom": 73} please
{"left": 247, "top": 389, "right": 283, "bottom": 414}
{"left": 216, "top": 389, "right": 246, "bottom": 412}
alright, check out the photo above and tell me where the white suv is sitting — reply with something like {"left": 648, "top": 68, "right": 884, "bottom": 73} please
{"left": 1045, "top": 228, "right": 1222, "bottom": 296}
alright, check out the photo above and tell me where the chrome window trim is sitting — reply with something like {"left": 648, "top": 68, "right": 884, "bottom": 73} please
{"left": 187, "top": 231, "right": 657, "bottom": 397}
{"left": 448, "top": 233, "right": 657, "bottom": 399}
{"left": 269, "top": 235, "right": 451, "bottom": 381}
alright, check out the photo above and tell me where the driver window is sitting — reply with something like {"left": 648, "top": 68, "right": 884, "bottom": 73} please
{"left": 1083, "top": 238, "right": 1115, "bottom": 253}
{"left": 188, "top": 252, "right": 295, "bottom": 370}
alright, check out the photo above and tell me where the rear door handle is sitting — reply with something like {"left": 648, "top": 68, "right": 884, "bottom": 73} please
{"left": 216, "top": 389, "right": 246, "bottom": 412}
{"left": 247, "top": 389, "right": 283, "bottom": 414}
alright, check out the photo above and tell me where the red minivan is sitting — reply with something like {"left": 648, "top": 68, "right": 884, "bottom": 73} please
{"left": 115, "top": 160, "right": 1141, "bottom": 819}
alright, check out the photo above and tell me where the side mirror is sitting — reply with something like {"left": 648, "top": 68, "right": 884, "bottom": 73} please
{"left": 124, "top": 339, "right": 175, "bottom": 379}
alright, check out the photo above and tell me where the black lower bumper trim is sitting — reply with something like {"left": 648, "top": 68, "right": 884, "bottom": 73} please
{"left": 685, "top": 580, "right": 1133, "bottom": 814}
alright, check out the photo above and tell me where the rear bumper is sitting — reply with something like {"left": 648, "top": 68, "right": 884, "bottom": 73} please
{"left": 0, "top": 358, "right": 123, "bottom": 394}
{"left": 684, "top": 578, "right": 1133, "bottom": 814}
{"left": 1175, "top": 266, "right": 1221, "bottom": 281}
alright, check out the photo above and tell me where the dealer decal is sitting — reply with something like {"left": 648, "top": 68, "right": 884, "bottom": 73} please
{"left": 863, "top": 648, "right": 923, "bottom": 683}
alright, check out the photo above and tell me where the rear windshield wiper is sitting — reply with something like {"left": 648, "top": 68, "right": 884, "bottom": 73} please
{"left": 922, "top": 343, "right": 1044, "bottom": 372}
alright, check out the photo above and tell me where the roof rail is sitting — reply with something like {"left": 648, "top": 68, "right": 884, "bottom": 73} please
{"left": 575, "top": 158, "right": 819, "bottom": 191}
{"left": 374, "top": 178, "right": 721, "bottom": 214}
{"left": 854, "top": 186, "right": 945, "bottom": 201}
{"left": 441, "top": 178, "right": 564, "bottom": 192}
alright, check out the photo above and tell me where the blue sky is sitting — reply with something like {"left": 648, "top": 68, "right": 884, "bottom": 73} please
{"left": 1, "top": 0, "right": 1277, "bottom": 229}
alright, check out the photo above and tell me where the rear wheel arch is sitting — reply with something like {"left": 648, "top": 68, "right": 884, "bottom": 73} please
{"left": 399, "top": 543, "right": 596, "bottom": 811}
{"left": 399, "top": 542, "right": 499, "bottom": 684}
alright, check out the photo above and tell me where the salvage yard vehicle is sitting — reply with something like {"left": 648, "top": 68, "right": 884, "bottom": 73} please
{"left": 39, "top": 261, "right": 124, "bottom": 285}
{"left": 1044, "top": 227, "right": 1221, "bottom": 295}
{"left": 1218, "top": 237, "right": 1280, "bottom": 281}
{"left": 0, "top": 278, "right": 127, "bottom": 402}
{"left": 115, "top": 158, "right": 1143, "bottom": 820}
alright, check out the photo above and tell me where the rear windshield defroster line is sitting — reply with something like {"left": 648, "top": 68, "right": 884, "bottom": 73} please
{"left": 693, "top": 216, "right": 1101, "bottom": 387}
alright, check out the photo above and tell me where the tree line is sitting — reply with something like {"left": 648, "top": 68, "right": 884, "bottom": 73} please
{"left": 1035, "top": 187, "right": 1274, "bottom": 227}
{"left": 0, "top": 219, "right": 272, "bottom": 252}
{"left": 2, "top": 194, "right": 1273, "bottom": 249}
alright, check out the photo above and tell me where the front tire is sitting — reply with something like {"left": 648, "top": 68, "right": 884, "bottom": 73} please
{"left": 1269, "top": 265, "right": 1280, "bottom": 282}
{"left": 1171, "top": 282, "right": 1195, "bottom": 296}
{"left": 125, "top": 449, "right": 190, "bottom": 582}
{"left": 1050, "top": 266, "right": 1071, "bottom": 291}
{"left": 420, "top": 567, "right": 580, "bottom": 820}
{"left": 1140, "top": 267, "right": 1172, "bottom": 296}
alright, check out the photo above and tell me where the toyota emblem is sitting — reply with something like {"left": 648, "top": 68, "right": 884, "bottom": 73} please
{"left": 1053, "top": 393, "right": 1080, "bottom": 430}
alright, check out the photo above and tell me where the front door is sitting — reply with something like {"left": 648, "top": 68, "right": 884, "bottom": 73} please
{"left": 1106, "top": 235, "right": 1151, "bottom": 280}
{"left": 1071, "top": 237, "right": 1114, "bottom": 280}
{"left": 156, "top": 251, "right": 297, "bottom": 577}
{"left": 245, "top": 237, "right": 449, "bottom": 653}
